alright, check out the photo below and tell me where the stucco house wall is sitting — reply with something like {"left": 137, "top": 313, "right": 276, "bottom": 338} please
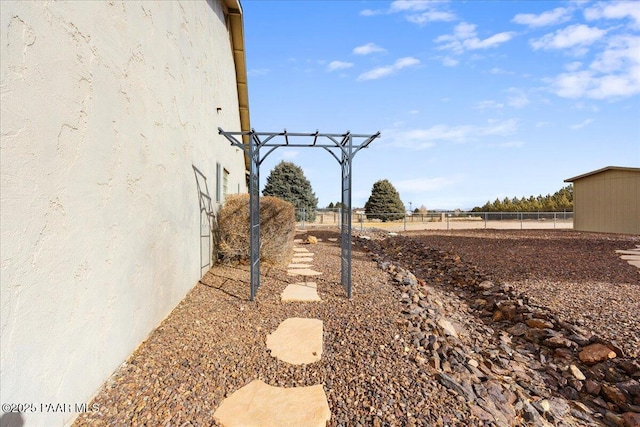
{"left": 565, "top": 167, "right": 639, "bottom": 235}
{"left": 1, "top": 1, "right": 248, "bottom": 425}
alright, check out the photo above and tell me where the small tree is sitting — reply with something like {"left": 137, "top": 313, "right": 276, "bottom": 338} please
{"left": 364, "top": 179, "right": 405, "bottom": 222}
{"left": 263, "top": 161, "right": 318, "bottom": 222}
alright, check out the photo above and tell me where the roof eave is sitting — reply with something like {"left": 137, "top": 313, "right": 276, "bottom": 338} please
{"left": 224, "top": 0, "right": 251, "bottom": 173}
{"left": 565, "top": 166, "right": 640, "bottom": 182}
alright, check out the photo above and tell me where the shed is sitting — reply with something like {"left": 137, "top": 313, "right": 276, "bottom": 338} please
{"left": 565, "top": 166, "right": 640, "bottom": 235}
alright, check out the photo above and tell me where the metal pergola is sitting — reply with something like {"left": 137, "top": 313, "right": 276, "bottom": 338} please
{"left": 219, "top": 128, "right": 380, "bottom": 300}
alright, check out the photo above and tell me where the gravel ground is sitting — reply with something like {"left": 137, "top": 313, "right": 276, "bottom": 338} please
{"left": 401, "top": 229, "right": 640, "bottom": 358}
{"left": 74, "top": 228, "right": 639, "bottom": 426}
{"left": 75, "top": 229, "right": 471, "bottom": 427}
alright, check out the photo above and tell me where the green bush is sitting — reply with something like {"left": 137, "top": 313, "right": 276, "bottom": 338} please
{"left": 365, "top": 179, "right": 405, "bottom": 222}
{"left": 217, "top": 194, "right": 295, "bottom": 266}
{"left": 263, "top": 161, "right": 319, "bottom": 222}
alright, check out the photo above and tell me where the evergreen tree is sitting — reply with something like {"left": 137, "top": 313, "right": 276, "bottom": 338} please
{"left": 472, "top": 184, "right": 573, "bottom": 212}
{"left": 263, "top": 161, "right": 318, "bottom": 222}
{"left": 364, "top": 179, "right": 405, "bottom": 222}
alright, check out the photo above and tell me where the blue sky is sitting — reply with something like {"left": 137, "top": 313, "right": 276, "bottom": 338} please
{"left": 241, "top": 0, "right": 640, "bottom": 210}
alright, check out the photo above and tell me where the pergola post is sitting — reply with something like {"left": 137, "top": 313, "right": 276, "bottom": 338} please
{"left": 340, "top": 134, "right": 353, "bottom": 297}
{"left": 248, "top": 132, "right": 261, "bottom": 300}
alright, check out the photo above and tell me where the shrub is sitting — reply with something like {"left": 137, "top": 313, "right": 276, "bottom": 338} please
{"left": 365, "top": 179, "right": 405, "bottom": 222}
{"left": 217, "top": 194, "right": 295, "bottom": 266}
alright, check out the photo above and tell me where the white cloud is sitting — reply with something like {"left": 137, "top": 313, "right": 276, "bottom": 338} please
{"left": 357, "top": 57, "right": 420, "bottom": 81}
{"left": 409, "top": 109, "right": 420, "bottom": 114}
{"left": 554, "top": 70, "right": 593, "bottom": 97}
{"left": 512, "top": 7, "right": 573, "bottom": 27}
{"left": 396, "top": 57, "right": 420, "bottom": 67}
{"left": 442, "top": 56, "right": 459, "bottom": 67}
{"left": 475, "top": 100, "right": 504, "bottom": 110}
{"left": 584, "top": 1, "right": 640, "bottom": 29}
{"left": 507, "top": 88, "right": 530, "bottom": 108}
{"left": 385, "top": 119, "right": 518, "bottom": 148}
{"left": 362, "top": 0, "right": 456, "bottom": 24}
{"left": 436, "top": 22, "right": 514, "bottom": 54}
{"left": 406, "top": 10, "right": 456, "bottom": 25}
{"left": 489, "top": 67, "right": 514, "bottom": 75}
{"left": 353, "top": 43, "right": 387, "bottom": 55}
{"left": 570, "top": 118, "right": 593, "bottom": 129}
{"left": 590, "top": 35, "right": 639, "bottom": 73}
{"left": 465, "top": 32, "right": 514, "bottom": 50}
{"left": 565, "top": 61, "right": 583, "bottom": 71}
{"left": 390, "top": 0, "right": 437, "bottom": 12}
{"left": 552, "top": 35, "right": 640, "bottom": 99}
{"left": 531, "top": 24, "right": 607, "bottom": 50}
{"left": 360, "top": 9, "right": 382, "bottom": 16}
{"left": 481, "top": 118, "right": 519, "bottom": 136}
{"left": 327, "top": 60, "right": 354, "bottom": 72}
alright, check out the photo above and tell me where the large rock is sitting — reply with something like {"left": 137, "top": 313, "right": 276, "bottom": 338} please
{"left": 578, "top": 343, "right": 617, "bottom": 365}
{"left": 622, "top": 412, "right": 640, "bottom": 427}
{"left": 525, "top": 318, "right": 554, "bottom": 329}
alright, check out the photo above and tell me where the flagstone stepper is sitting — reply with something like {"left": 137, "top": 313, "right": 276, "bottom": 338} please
{"left": 266, "top": 317, "right": 323, "bottom": 364}
{"left": 287, "top": 268, "right": 322, "bottom": 277}
{"left": 293, "top": 251, "right": 314, "bottom": 256}
{"left": 281, "top": 282, "right": 321, "bottom": 302}
{"left": 292, "top": 257, "right": 314, "bottom": 262}
{"left": 213, "top": 379, "right": 331, "bottom": 427}
{"left": 287, "top": 263, "right": 313, "bottom": 269}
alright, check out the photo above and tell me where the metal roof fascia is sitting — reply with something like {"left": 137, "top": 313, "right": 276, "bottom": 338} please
{"left": 224, "top": 0, "right": 251, "bottom": 173}
{"left": 564, "top": 166, "right": 640, "bottom": 182}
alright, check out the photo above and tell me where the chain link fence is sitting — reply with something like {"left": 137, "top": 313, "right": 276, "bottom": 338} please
{"left": 297, "top": 209, "right": 573, "bottom": 231}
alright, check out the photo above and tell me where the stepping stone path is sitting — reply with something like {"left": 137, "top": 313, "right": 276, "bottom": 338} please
{"left": 281, "top": 281, "right": 321, "bottom": 302}
{"left": 212, "top": 380, "right": 330, "bottom": 427}
{"left": 616, "top": 245, "right": 640, "bottom": 269}
{"left": 266, "top": 317, "right": 323, "bottom": 364}
{"left": 214, "top": 233, "right": 331, "bottom": 426}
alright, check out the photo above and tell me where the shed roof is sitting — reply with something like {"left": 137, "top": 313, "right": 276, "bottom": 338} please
{"left": 565, "top": 166, "right": 640, "bottom": 182}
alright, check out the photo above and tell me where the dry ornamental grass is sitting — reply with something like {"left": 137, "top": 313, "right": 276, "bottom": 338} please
{"left": 217, "top": 194, "right": 295, "bottom": 267}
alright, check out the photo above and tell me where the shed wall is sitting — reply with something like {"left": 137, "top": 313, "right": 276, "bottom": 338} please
{"left": 573, "top": 169, "right": 639, "bottom": 234}
{"left": 0, "top": 1, "right": 247, "bottom": 425}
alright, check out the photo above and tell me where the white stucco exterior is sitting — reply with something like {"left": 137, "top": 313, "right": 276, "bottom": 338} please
{"left": 0, "top": 1, "right": 248, "bottom": 425}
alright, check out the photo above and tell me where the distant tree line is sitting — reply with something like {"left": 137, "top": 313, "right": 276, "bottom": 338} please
{"left": 471, "top": 185, "right": 573, "bottom": 212}
{"left": 326, "top": 202, "right": 344, "bottom": 209}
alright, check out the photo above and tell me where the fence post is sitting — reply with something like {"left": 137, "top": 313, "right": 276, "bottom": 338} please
{"left": 484, "top": 212, "right": 487, "bottom": 229}
{"left": 404, "top": 213, "right": 407, "bottom": 231}
{"left": 520, "top": 212, "right": 523, "bottom": 230}
{"left": 554, "top": 212, "right": 556, "bottom": 229}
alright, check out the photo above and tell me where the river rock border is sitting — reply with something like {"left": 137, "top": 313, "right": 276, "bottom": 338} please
{"left": 357, "top": 233, "right": 640, "bottom": 427}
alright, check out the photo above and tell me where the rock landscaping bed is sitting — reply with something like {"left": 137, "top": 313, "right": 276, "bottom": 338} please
{"left": 357, "top": 229, "right": 639, "bottom": 427}
{"left": 74, "top": 229, "right": 639, "bottom": 427}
